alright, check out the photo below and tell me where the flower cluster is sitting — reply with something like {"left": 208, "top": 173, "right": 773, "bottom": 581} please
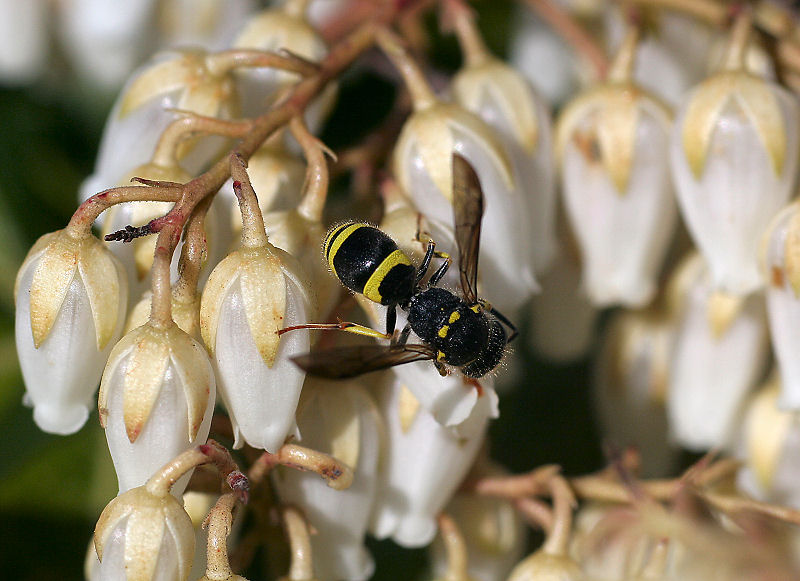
{"left": 13, "top": 0, "right": 800, "bottom": 580}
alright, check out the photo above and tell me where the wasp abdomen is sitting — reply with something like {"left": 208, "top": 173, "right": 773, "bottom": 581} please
{"left": 325, "top": 222, "right": 416, "bottom": 305}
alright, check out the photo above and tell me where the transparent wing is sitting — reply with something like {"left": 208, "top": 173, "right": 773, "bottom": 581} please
{"left": 452, "top": 154, "right": 484, "bottom": 304}
{"left": 292, "top": 344, "right": 438, "bottom": 379}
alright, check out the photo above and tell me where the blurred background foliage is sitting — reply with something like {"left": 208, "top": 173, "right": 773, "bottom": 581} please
{"left": 0, "top": 2, "right": 605, "bottom": 578}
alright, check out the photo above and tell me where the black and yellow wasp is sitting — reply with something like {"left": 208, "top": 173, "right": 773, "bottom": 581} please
{"left": 285, "top": 154, "right": 517, "bottom": 379}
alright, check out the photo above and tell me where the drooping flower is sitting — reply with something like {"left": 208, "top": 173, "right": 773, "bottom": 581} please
{"left": 760, "top": 202, "right": 800, "bottom": 409}
{"left": 665, "top": 253, "right": 769, "bottom": 452}
{"left": 15, "top": 229, "right": 128, "bottom": 434}
{"left": 273, "top": 378, "right": 383, "bottom": 581}
{"left": 593, "top": 307, "right": 679, "bottom": 477}
{"left": 556, "top": 27, "right": 677, "bottom": 308}
{"left": 670, "top": 14, "right": 799, "bottom": 295}
{"left": 736, "top": 375, "right": 800, "bottom": 509}
{"left": 450, "top": 4, "right": 557, "bottom": 274}
{"left": 98, "top": 320, "right": 216, "bottom": 495}
{"left": 370, "top": 375, "right": 498, "bottom": 548}
{"left": 200, "top": 160, "right": 313, "bottom": 452}
{"left": 232, "top": 0, "right": 335, "bottom": 127}
{"left": 94, "top": 478, "right": 195, "bottom": 581}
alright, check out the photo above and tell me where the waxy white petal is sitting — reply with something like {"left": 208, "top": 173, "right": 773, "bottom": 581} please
{"left": 274, "top": 380, "right": 382, "bottom": 581}
{"left": 370, "top": 379, "right": 497, "bottom": 548}
{"left": 671, "top": 74, "right": 799, "bottom": 295}
{"left": 666, "top": 256, "right": 769, "bottom": 451}
{"left": 16, "top": 231, "right": 128, "bottom": 434}
{"left": 98, "top": 322, "right": 215, "bottom": 494}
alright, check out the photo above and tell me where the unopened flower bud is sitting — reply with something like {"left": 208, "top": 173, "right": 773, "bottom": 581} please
{"left": 94, "top": 483, "right": 195, "bottom": 581}
{"left": 594, "top": 308, "right": 679, "bottom": 477}
{"left": 736, "top": 375, "right": 800, "bottom": 508}
{"left": 671, "top": 29, "right": 799, "bottom": 295}
{"left": 507, "top": 551, "right": 583, "bottom": 581}
{"left": 393, "top": 101, "right": 536, "bottom": 312}
{"left": 370, "top": 377, "right": 497, "bottom": 548}
{"left": 98, "top": 321, "right": 215, "bottom": 494}
{"left": 15, "top": 230, "right": 128, "bottom": 434}
{"left": 761, "top": 203, "right": 800, "bottom": 409}
{"left": 274, "top": 379, "right": 382, "bottom": 581}
{"left": 156, "top": 0, "right": 254, "bottom": 52}
{"left": 556, "top": 57, "right": 677, "bottom": 307}
{"left": 666, "top": 254, "right": 769, "bottom": 451}
{"left": 201, "top": 239, "right": 312, "bottom": 452}
{"left": 233, "top": 2, "right": 335, "bottom": 126}
{"left": 453, "top": 56, "right": 557, "bottom": 274}
{"left": 79, "top": 48, "right": 239, "bottom": 204}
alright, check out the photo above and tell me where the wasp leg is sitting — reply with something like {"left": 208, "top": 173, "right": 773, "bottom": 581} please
{"left": 385, "top": 305, "right": 397, "bottom": 337}
{"left": 433, "top": 360, "right": 448, "bottom": 377}
{"left": 415, "top": 241, "right": 436, "bottom": 284}
{"left": 278, "top": 322, "right": 391, "bottom": 340}
{"left": 394, "top": 323, "right": 412, "bottom": 346}
{"left": 489, "top": 307, "right": 518, "bottom": 343}
{"left": 428, "top": 253, "right": 452, "bottom": 288}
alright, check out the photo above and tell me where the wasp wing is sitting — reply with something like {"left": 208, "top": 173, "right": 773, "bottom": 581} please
{"left": 292, "top": 344, "right": 438, "bottom": 379}
{"left": 452, "top": 154, "right": 483, "bottom": 304}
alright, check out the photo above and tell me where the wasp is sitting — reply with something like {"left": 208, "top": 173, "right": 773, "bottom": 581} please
{"left": 282, "top": 154, "right": 517, "bottom": 379}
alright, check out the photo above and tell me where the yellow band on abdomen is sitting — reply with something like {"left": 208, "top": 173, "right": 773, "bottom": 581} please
{"left": 362, "top": 249, "right": 412, "bottom": 303}
{"left": 326, "top": 223, "right": 366, "bottom": 277}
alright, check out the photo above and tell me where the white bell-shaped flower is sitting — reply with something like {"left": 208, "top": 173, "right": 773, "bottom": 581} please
{"left": 760, "top": 202, "right": 800, "bottom": 409}
{"left": 201, "top": 165, "right": 313, "bottom": 452}
{"left": 556, "top": 29, "right": 677, "bottom": 308}
{"left": 370, "top": 375, "right": 498, "bottom": 548}
{"left": 670, "top": 16, "right": 799, "bottom": 296}
{"left": 593, "top": 308, "right": 679, "bottom": 477}
{"left": 666, "top": 254, "right": 769, "bottom": 452}
{"left": 98, "top": 320, "right": 215, "bottom": 495}
{"left": 15, "top": 229, "right": 128, "bottom": 434}
{"left": 156, "top": 0, "right": 254, "bottom": 52}
{"left": 393, "top": 99, "right": 537, "bottom": 312}
{"left": 273, "top": 379, "right": 382, "bottom": 581}
{"left": 94, "top": 472, "right": 196, "bottom": 581}
{"left": 0, "top": 0, "right": 47, "bottom": 85}
{"left": 430, "top": 464, "right": 527, "bottom": 581}
{"left": 58, "top": 0, "right": 156, "bottom": 90}
{"left": 79, "top": 47, "right": 240, "bottom": 205}
{"left": 233, "top": 0, "right": 335, "bottom": 126}
{"left": 736, "top": 375, "right": 800, "bottom": 509}
{"left": 450, "top": 7, "right": 557, "bottom": 275}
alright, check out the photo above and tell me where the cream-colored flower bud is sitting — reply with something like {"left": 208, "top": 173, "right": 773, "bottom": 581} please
{"left": 156, "top": 0, "right": 254, "bottom": 52}
{"left": 430, "top": 465, "right": 528, "bottom": 581}
{"left": 15, "top": 230, "right": 127, "bottom": 434}
{"left": 79, "top": 47, "right": 239, "bottom": 204}
{"left": 98, "top": 321, "right": 215, "bottom": 494}
{"left": 393, "top": 101, "right": 536, "bottom": 312}
{"left": 761, "top": 203, "right": 800, "bottom": 409}
{"left": 201, "top": 241, "right": 312, "bottom": 452}
{"left": 736, "top": 375, "right": 800, "bottom": 509}
{"left": 370, "top": 377, "right": 497, "bottom": 548}
{"left": 94, "top": 483, "right": 195, "bottom": 581}
{"left": 593, "top": 308, "right": 679, "bottom": 477}
{"left": 233, "top": 2, "right": 335, "bottom": 126}
{"left": 671, "top": 51, "right": 799, "bottom": 295}
{"left": 556, "top": 75, "right": 676, "bottom": 308}
{"left": 453, "top": 57, "right": 557, "bottom": 274}
{"left": 274, "top": 379, "right": 383, "bottom": 581}
{"left": 665, "top": 254, "right": 769, "bottom": 452}
{"left": 506, "top": 551, "right": 583, "bottom": 581}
